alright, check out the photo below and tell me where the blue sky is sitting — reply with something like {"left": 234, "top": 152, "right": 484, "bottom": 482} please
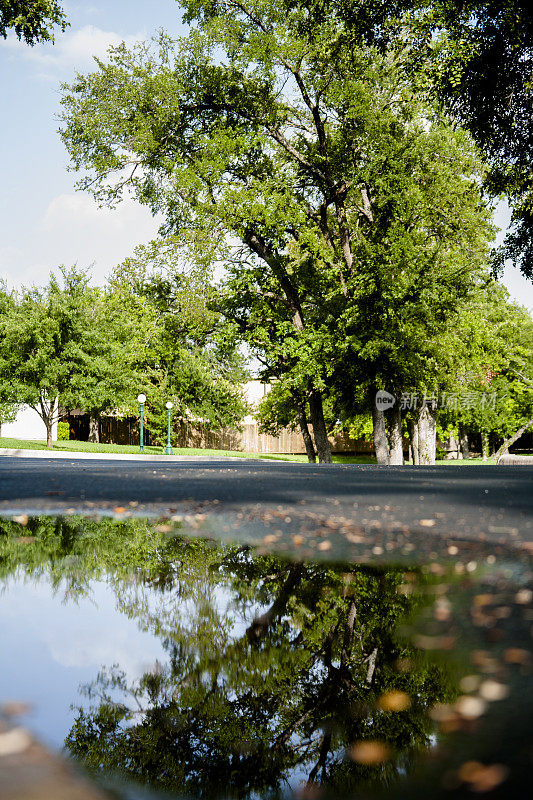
{"left": 0, "top": 0, "right": 185, "bottom": 290}
{"left": 0, "top": 0, "right": 532, "bottom": 311}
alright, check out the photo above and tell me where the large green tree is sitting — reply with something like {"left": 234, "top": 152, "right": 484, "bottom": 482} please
{"left": 298, "top": 0, "right": 533, "bottom": 279}
{"left": 417, "top": 1, "right": 533, "bottom": 280}
{"left": 60, "top": 0, "right": 492, "bottom": 463}
{"left": 437, "top": 283, "right": 533, "bottom": 458}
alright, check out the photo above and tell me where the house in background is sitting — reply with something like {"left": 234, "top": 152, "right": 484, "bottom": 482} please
{"left": 242, "top": 380, "right": 271, "bottom": 423}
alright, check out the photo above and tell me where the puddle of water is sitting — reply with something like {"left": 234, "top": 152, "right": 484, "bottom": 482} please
{"left": 1, "top": 515, "right": 532, "bottom": 799}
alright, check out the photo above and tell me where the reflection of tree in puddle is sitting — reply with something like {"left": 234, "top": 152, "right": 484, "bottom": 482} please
{"left": 63, "top": 538, "right": 456, "bottom": 799}
{"left": 5, "top": 516, "right": 526, "bottom": 797}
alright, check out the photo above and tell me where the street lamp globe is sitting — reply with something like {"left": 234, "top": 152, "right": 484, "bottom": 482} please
{"left": 137, "top": 393, "right": 146, "bottom": 404}
{"left": 165, "top": 401, "right": 174, "bottom": 455}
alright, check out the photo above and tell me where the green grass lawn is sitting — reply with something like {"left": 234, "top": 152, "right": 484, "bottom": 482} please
{"left": 2, "top": 436, "right": 521, "bottom": 464}
{"left": 0, "top": 437, "right": 376, "bottom": 463}
{"left": 435, "top": 456, "right": 497, "bottom": 464}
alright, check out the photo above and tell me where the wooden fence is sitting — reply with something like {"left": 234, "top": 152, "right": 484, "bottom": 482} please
{"left": 170, "top": 421, "right": 372, "bottom": 454}
{"left": 62, "top": 412, "right": 533, "bottom": 456}
{"left": 63, "top": 412, "right": 371, "bottom": 454}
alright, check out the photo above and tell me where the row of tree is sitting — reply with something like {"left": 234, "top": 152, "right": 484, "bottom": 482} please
{"left": 54, "top": 0, "right": 533, "bottom": 462}
{"left": 256, "top": 280, "right": 533, "bottom": 464}
{"left": 0, "top": 260, "right": 248, "bottom": 447}
{"left": 2, "top": 253, "right": 530, "bottom": 460}
{"left": 2, "top": 1, "right": 532, "bottom": 460}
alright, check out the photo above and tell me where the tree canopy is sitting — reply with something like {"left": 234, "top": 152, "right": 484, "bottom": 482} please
{"left": 108, "top": 239, "right": 249, "bottom": 445}
{"left": 437, "top": 283, "right": 533, "bottom": 457}
{"left": 0, "top": 0, "right": 67, "bottom": 44}
{"left": 0, "top": 268, "right": 139, "bottom": 446}
{"left": 419, "top": 1, "right": 533, "bottom": 280}
{"left": 285, "top": 0, "right": 533, "bottom": 279}
{"left": 0, "top": 257, "right": 248, "bottom": 447}
{"left": 59, "top": 0, "right": 494, "bottom": 462}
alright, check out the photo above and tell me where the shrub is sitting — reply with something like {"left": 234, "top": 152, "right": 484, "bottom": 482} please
{"left": 57, "top": 421, "right": 70, "bottom": 441}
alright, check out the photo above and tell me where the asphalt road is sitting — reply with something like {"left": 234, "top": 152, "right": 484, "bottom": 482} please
{"left": 1, "top": 457, "right": 532, "bottom": 558}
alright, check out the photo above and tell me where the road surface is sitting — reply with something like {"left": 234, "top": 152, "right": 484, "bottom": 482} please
{"left": 1, "top": 456, "right": 532, "bottom": 561}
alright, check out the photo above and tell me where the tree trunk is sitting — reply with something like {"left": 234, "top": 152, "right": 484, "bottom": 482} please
{"left": 495, "top": 417, "right": 533, "bottom": 461}
{"left": 341, "top": 600, "right": 357, "bottom": 669}
{"left": 407, "top": 418, "right": 419, "bottom": 464}
{"left": 372, "top": 404, "right": 390, "bottom": 465}
{"left": 365, "top": 647, "right": 378, "bottom": 686}
{"left": 417, "top": 405, "right": 436, "bottom": 465}
{"left": 307, "top": 731, "right": 332, "bottom": 785}
{"left": 88, "top": 415, "right": 100, "bottom": 444}
{"left": 388, "top": 405, "right": 403, "bottom": 465}
{"left": 308, "top": 389, "right": 332, "bottom": 463}
{"left": 458, "top": 426, "right": 470, "bottom": 460}
{"left": 36, "top": 395, "right": 57, "bottom": 449}
{"left": 246, "top": 563, "right": 304, "bottom": 642}
{"left": 445, "top": 432, "right": 459, "bottom": 459}
{"left": 45, "top": 418, "right": 53, "bottom": 449}
{"left": 481, "top": 430, "right": 489, "bottom": 461}
{"left": 292, "top": 390, "right": 316, "bottom": 463}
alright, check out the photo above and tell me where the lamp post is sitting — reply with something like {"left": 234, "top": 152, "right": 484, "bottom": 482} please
{"left": 165, "top": 401, "right": 173, "bottom": 455}
{"left": 137, "top": 393, "right": 146, "bottom": 453}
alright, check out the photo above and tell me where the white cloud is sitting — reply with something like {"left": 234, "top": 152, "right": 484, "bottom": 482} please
{"left": 40, "top": 190, "right": 162, "bottom": 236}
{"left": 0, "top": 576, "right": 165, "bottom": 679}
{"left": 41, "top": 192, "right": 116, "bottom": 228}
{"left": 2, "top": 192, "right": 162, "bottom": 289}
{"left": 67, "top": 2, "right": 101, "bottom": 16}
{"left": 1, "top": 24, "right": 145, "bottom": 69}
{"left": 46, "top": 623, "right": 163, "bottom": 676}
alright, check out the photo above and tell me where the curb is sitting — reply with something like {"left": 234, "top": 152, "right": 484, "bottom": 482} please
{"left": 0, "top": 448, "right": 258, "bottom": 462}
{"left": 497, "top": 453, "right": 533, "bottom": 465}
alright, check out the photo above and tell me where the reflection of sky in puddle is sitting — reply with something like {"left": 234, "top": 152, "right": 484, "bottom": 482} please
{"left": 0, "top": 573, "right": 167, "bottom": 748}
{"left": 0, "top": 570, "right": 271, "bottom": 753}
